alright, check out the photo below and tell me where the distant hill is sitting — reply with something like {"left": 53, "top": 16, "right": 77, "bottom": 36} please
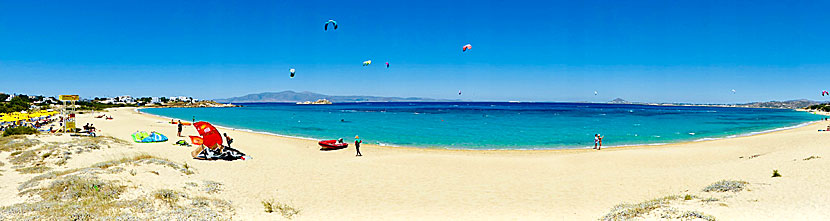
{"left": 736, "top": 99, "right": 820, "bottom": 109}
{"left": 215, "top": 91, "right": 456, "bottom": 103}
{"left": 608, "top": 98, "right": 630, "bottom": 104}
{"left": 612, "top": 98, "right": 821, "bottom": 109}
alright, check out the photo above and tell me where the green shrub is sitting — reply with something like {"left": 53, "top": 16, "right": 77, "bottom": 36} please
{"left": 3, "top": 127, "right": 38, "bottom": 137}
{"left": 772, "top": 170, "right": 781, "bottom": 177}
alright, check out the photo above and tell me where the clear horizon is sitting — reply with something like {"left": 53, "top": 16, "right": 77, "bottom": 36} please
{"left": 2, "top": 0, "right": 829, "bottom": 103}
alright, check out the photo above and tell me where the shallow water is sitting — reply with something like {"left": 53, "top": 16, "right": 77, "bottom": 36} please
{"left": 142, "top": 102, "right": 820, "bottom": 150}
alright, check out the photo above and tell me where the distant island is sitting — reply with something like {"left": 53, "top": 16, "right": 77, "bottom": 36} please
{"left": 215, "top": 91, "right": 457, "bottom": 103}
{"left": 608, "top": 98, "right": 820, "bottom": 109}
{"left": 296, "top": 99, "right": 333, "bottom": 105}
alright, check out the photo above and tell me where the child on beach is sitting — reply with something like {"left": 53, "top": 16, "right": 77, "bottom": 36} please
{"left": 355, "top": 135, "right": 362, "bottom": 157}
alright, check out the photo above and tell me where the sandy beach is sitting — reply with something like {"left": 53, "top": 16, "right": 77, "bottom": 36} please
{"left": 2, "top": 107, "right": 829, "bottom": 220}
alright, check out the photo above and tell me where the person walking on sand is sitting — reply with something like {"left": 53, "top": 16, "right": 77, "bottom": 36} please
{"left": 597, "top": 134, "right": 604, "bottom": 150}
{"left": 354, "top": 135, "right": 362, "bottom": 156}
{"left": 177, "top": 120, "right": 184, "bottom": 137}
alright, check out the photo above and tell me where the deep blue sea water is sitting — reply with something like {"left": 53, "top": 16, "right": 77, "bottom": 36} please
{"left": 141, "top": 102, "right": 820, "bottom": 150}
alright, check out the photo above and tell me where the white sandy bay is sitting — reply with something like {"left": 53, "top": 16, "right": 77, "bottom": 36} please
{"left": 2, "top": 107, "right": 829, "bottom": 220}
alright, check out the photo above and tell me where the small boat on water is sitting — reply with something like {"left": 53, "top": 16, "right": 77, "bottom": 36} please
{"left": 318, "top": 139, "right": 348, "bottom": 150}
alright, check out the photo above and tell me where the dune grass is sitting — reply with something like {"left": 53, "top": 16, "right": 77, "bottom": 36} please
{"left": 15, "top": 165, "right": 52, "bottom": 174}
{"left": 5, "top": 175, "right": 235, "bottom": 220}
{"left": 602, "top": 195, "right": 679, "bottom": 220}
{"left": 9, "top": 149, "right": 41, "bottom": 165}
{"left": 2, "top": 175, "right": 128, "bottom": 219}
{"left": 601, "top": 195, "right": 716, "bottom": 221}
{"left": 4, "top": 155, "right": 234, "bottom": 220}
{"left": 154, "top": 189, "right": 184, "bottom": 206}
{"left": 703, "top": 180, "right": 748, "bottom": 192}
{"left": 203, "top": 180, "right": 223, "bottom": 194}
{"left": 804, "top": 156, "right": 821, "bottom": 161}
{"left": 0, "top": 136, "right": 41, "bottom": 152}
{"left": 91, "top": 153, "right": 195, "bottom": 175}
{"left": 262, "top": 198, "right": 301, "bottom": 219}
{"left": 91, "top": 154, "right": 155, "bottom": 169}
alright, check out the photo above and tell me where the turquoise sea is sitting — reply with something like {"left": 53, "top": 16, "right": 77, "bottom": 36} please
{"left": 141, "top": 102, "right": 820, "bottom": 150}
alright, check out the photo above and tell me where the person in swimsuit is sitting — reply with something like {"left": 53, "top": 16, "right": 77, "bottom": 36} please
{"left": 354, "top": 135, "right": 362, "bottom": 156}
{"left": 597, "top": 134, "right": 604, "bottom": 150}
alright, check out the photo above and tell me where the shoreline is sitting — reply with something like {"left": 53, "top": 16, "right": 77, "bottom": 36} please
{"left": 135, "top": 107, "right": 821, "bottom": 153}
{"left": 5, "top": 106, "right": 830, "bottom": 219}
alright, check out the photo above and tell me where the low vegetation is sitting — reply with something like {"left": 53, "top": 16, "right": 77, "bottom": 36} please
{"left": 804, "top": 156, "right": 821, "bottom": 161}
{"left": 2, "top": 126, "right": 38, "bottom": 137}
{"left": 0, "top": 136, "right": 41, "bottom": 152}
{"left": 772, "top": 170, "right": 782, "bottom": 177}
{"left": 154, "top": 189, "right": 184, "bottom": 206}
{"left": 3, "top": 136, "right": 133, "bottom": 176}
{"left": 262, "top": 198, "right": 301, "bottom": 219}
{"left": 602, "top": 180, "right": 755, "bottom": 220}
{"left": 203, "top": 180, "right": 223, "bottom": 194}
{"left": 601, "top": 195, "right": 715, "bottom": 221}
{"left": 2, "top": 153, "right": 236, "bottom": 220}
{"left": 3, "top": 175, "right": 128, "bottom": 219}
{"left": 703, "top": 180, "right": 749, "bottom": 192}
{"left": 15, "top": 165, "right": 52, "bottom": 174}
{"left": 806, "top": 103, "right": 830, "bottom": 112}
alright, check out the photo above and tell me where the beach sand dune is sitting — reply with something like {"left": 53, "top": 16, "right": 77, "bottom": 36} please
{"left": 2, "top": 107, "right": 829, "bottom": 220}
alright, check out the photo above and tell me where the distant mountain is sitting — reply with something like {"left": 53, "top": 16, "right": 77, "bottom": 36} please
{"left": 608, "top": 98, "right": 630, "bottom": 104}
{"left": 215, "top": 91, "right": 456, "bottom": 103}
{"left": 735, "top": 99, "right": 820, "bottom": 109}
{"left": 612, "top": 98, "right": 820, "bottom": 109}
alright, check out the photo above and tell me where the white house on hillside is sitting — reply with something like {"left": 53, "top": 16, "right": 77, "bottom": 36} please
{"left": 168, "top": 96, "right": 192, "bottom": 102}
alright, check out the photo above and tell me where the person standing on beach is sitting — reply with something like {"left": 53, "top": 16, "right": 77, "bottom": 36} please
{"left": 177, "top": 120, "right": 183, "bottom": 137}
{"left": 354, "top": 135, "right": 362, "bottom": 156}
{"left": 593, "top": 134, "right": 599, "bottom": 149}
{"left": 224, "top": 133, "right": 233, "bottom": 148}
{"left": 597, "top": 134, "right": 604, "bottom": 150}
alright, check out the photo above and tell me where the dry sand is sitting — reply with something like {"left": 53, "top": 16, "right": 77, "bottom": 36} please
{"left": 2, "top": 107, "right": 830, "bottom": 220}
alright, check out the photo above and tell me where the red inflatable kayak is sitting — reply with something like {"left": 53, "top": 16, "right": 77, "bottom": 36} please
{"left": 318, "top": 140, "right": 348, "bottom": 150}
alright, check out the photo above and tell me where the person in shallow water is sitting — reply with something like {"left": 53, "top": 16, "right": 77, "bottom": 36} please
{"left": 354, "top": 135, "right": 362, "bottom": 156}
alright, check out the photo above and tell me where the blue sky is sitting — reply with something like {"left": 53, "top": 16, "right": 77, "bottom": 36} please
{"left": 1, "top": 0, "right": 829, "bottom": 103}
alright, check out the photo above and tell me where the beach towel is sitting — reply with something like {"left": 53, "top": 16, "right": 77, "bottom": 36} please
{"left": 195, "top": 147, "right": 248, "bottom": 161}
